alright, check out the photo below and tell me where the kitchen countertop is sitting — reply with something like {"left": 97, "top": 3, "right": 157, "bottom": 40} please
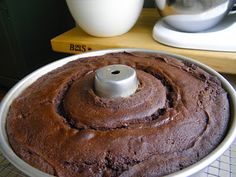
{"left": 51, "top": 8, "right": 236, "bottom": 74}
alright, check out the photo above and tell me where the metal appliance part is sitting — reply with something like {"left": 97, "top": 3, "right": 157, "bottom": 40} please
{"left": 155, "top": 0, "right": 236, "bottom": 32}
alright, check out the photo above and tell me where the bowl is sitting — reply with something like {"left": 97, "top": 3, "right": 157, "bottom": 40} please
{"left": 0, "top": 49, "right": 236, "bottom": 177}
{"left": 155, "top": 0, "right": 236, "bottom": 32}
{"left": 65, "top": 0, "right": 144, "bottom": 37}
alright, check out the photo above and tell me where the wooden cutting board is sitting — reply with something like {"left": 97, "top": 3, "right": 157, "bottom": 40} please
{"left": 51, "top": 8, "right": 236, "bottom": 74}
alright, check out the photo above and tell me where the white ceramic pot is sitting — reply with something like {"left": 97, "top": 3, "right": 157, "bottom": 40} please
{"left": 66, "top": 0, "right": 144, "bottom": 37}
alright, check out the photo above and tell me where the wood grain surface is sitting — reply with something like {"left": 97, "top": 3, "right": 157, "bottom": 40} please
{"left": 51, "top": 8, "right": 236, "bottom": 74}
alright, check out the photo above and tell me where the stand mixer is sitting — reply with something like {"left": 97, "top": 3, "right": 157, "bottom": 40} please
{"left": 153, "top": 0, "right": 236, "bottom": 52}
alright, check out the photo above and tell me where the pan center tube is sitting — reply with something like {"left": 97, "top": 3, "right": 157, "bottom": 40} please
{"left": 94, "top": 64, "right": 139, "bottom": 98}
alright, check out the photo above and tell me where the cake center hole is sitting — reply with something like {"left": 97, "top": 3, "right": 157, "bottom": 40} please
{"left": 111, "top": 70, "right": 120, "bottom": 75}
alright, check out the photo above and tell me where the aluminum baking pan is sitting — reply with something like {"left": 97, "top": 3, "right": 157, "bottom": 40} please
{"left": 0, "top": 48, "right": 235, "bottom": 177}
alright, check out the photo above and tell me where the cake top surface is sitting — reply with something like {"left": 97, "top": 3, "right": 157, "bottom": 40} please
{"left": 6, "top": 52, "right": 230, "bottom": 177}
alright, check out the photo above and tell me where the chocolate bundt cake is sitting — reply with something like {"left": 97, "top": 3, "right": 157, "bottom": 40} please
{"left": 7, "top": 52, "right": 230, "bottom": 177}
